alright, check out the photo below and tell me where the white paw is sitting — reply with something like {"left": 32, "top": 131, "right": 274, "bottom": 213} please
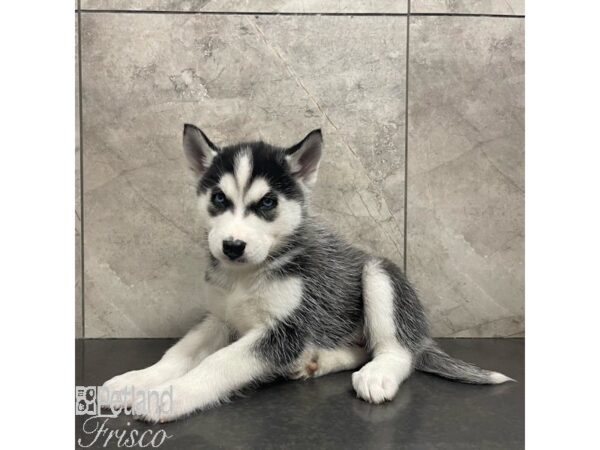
{"left": 352, "top": 364, "right": 399, "bottom": 404}
{"left": 100, "top": 369, "right": 162, "bottom": 409}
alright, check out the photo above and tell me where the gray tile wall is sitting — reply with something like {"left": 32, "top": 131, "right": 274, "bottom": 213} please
{"left": 411, "top": 0, "right": 524, "bottom": 15}
{"left": 81, "top": 0, "right": 408, "bottom": 13}
{"left": 75, "top": 1, "right": 524, "bottom": 338}
{"left": 76, "top": 15, "right": 82, "bottom": 338}
{"left": 407, "top": 16, "right": 524, "bottom": 337}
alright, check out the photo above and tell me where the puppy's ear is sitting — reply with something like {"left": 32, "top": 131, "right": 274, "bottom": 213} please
{"left": 183, "top": 124, "right": 219, "bottom": 177}
{"left": 286, "top": 129, "right": 323, "bottom": 188}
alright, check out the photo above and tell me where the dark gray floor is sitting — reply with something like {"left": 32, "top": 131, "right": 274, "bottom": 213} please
{"left": 75, "top": 338, "right": 524, "bottom": 449}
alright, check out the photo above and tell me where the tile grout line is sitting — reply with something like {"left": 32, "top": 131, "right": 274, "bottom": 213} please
{"left": 74, "top": 9, "right": 524, "bottom": 18}
{"left": 77, "top": 0, "right": 85, "bottom": 339}
{"left": 403, "top": 1, "right": 410, "bottom": 274}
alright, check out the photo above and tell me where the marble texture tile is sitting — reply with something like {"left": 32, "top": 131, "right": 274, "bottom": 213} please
{"left": 76, "top": 147, "right": 82, "bottom": 338}
{"left": 80, "top": 0, "right": 211, "bottom": 10}
{"left": 80, "top": 0, "right": 407, "bottom": 13}
{"left": 80, "top": 13, "right": 406, "bottom": 337}
{"left": 75, "top": 14, "right": 83, "bottom": 338}
{"left": 411, "top": 0, "right": 524, "bottom": 15}
{"left": 407, "top": 16, "right": 524, "bottom": 337}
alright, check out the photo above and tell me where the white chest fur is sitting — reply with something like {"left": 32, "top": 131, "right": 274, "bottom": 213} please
{"left": 203, "top": 271, "right": 303, "bottom": 335}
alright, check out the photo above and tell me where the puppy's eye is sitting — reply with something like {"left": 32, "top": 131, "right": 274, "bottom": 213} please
{"left": 259, "top": 195, "right": 277, "bottom": 210}
{"left": 211, "top": 191, "right": 227, "bottom": 206}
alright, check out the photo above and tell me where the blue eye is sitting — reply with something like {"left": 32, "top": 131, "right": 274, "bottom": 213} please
{"left": 259, "top": 196, "right": 276, "bottom": 210}
{"left": 212, "top": 191, "right": 226, "bottom": 206}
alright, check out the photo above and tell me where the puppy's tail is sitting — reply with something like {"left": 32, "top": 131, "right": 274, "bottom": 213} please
{"left": 415, "top": 339, "right": 514, "bottom": 384}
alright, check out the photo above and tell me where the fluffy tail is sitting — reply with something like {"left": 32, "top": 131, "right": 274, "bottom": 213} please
{"left": 415, "top": 340, "right": 514, "bottom": 384}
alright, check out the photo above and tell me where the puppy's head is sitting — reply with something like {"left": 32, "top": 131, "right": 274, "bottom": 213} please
{"left": 183, "top": 124, "right": 322, "bottom": 268}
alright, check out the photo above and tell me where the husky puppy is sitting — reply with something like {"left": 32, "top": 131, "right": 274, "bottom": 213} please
{"left": 102, "top": 125, "right": 512, "bottom": 422}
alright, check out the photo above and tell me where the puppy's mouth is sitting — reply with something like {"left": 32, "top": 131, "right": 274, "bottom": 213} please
{"left": 224, "top": 256, "right": 247, "bottom": 264}
{"left": 213, "top": 252, "right": 251, "bottom": 267}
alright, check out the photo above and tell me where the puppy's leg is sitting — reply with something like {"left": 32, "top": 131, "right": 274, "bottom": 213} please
{"left": 352, "top": 259, "right": 416, "bottom": 404}
{"left": 102, "top": 314, "right": 230, "bottom": 406}
{"left": 291, "top": 346, "right": 369, "bottom": 379}
{"left": 139, "top": 327, "right": 279, "bottom": 423}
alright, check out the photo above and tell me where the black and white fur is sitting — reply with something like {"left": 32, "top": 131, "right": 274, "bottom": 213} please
{"left": 102, "top": 125, "right": 512, "bottom": 422}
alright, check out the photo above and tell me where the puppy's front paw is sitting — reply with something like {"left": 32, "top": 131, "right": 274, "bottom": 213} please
{"left": 352, "top": 364, "right": 399, "bottom": 404}
{"left": 101, "top": 369, "right": 159, "bottom": 409}
{"left": 100, "top": 372, "right": 136, "bottom": 409}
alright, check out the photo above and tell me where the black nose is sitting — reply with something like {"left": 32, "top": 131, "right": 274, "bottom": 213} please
{"left": 222, "top": 239, "right": 246, "bottom": 260}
